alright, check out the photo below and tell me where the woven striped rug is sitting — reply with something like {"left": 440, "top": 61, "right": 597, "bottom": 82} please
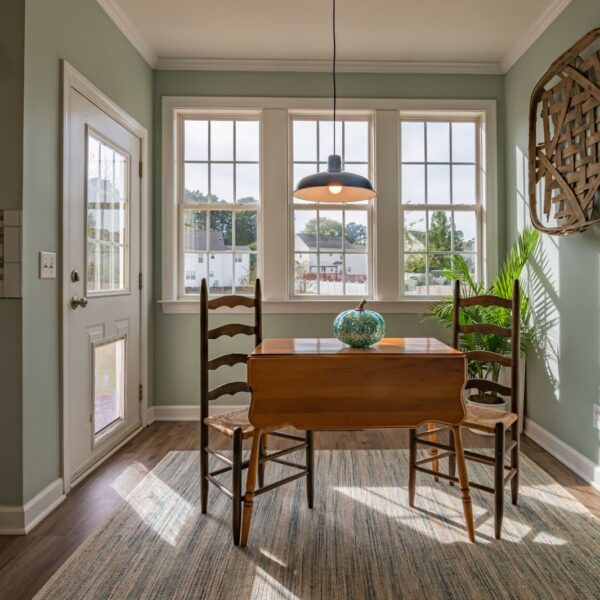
{"left": 36, "top": 450, "right": 600, "bottom": 599}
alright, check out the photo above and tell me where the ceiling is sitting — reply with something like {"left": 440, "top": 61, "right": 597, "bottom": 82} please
{"left": 99, "top": 0, "right": 571, "bottom": 73}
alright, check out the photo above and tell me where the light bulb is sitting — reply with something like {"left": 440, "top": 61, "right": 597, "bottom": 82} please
{"left": 329, "top": 185, "right": 343, "bottom": 195}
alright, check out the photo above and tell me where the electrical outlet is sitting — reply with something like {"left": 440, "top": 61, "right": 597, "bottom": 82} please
{"left": 594, "top": 404, "right": 600, "bottom": 431}
{"left": 39, "top": 251, "right": 57, "bottom": 279}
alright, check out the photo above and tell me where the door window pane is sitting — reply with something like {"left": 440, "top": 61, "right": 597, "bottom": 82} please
{"left": 86, "top": 133, "right": 129, "bottom": 294}
{"left": 94, "top": 338, "right": 125, "bottom": 435}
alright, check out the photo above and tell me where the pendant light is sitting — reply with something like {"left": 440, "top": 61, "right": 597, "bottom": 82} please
{"left": 293, "top": 0, "right": 376, "bottom": 203}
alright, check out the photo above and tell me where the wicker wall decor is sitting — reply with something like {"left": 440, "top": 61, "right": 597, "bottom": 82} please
{"left": 529, "top": 28, "right": 600, "bottom": 235}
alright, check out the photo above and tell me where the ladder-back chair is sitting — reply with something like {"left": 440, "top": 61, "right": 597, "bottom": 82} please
{"left": 409, "top": 279, "right": 520, "bottom": 539}
{"left": 200, "top": 278, "right": 314, "bottom": 545}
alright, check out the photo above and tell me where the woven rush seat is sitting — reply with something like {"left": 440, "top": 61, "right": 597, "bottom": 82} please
{"left": 464, "top": 404, "right": 518, "bottom": 434}
{"left": 204, "top": 408, "right": 254, "bottom": 439}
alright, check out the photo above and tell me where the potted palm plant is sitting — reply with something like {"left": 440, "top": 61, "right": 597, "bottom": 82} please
{"left": 427, "top": 227, "right": 539, "bottom": 430}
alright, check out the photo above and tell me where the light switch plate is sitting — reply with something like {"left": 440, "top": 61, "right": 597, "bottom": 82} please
{"left": 594, "top": 404, "right": 600, "bottom": 431}
{"left": 39, "top": 251, "right": 57, "bottom": 279}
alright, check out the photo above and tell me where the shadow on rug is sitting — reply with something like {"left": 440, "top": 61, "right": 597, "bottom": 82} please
{"left": 36, "top": 450, "right": 600, "bottom": 599}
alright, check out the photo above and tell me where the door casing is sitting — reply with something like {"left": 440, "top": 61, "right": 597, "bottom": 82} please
{"left": 61, "top": 61, "right": 150, "bottom": 493}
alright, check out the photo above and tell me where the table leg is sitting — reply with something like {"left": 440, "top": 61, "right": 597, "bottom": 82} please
{"left": 427, "top": 422, "right": 439, "bottom": 481}
{"left": 452, "top": 426, "right": 475, "bottom": 542}
{"left": 240, "top": 429, "right": 262, "bottom": 548}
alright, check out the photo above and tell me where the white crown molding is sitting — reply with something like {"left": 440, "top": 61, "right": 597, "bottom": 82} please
{"left": 525, "top": 419, "right": 600, "bottom": 492}
{"left": 96, "top": 0, "right": 158, "bottom": 67}
{"left": 98, "top": 0, "right": 571, "bottom": 76}
{"left": 155, "top": 57, "right": 503, "bottom": 75}
{"left": 501, "top": 0, "right": 573, "bottom": 72}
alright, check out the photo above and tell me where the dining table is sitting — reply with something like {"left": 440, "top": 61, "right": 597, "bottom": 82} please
{"left": 240, "top": 337, "right": 474, "bottom": 547}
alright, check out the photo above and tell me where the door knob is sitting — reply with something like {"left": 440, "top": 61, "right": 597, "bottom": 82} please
{"left": 70, "top": 296, "right": 88, "bottom": 309}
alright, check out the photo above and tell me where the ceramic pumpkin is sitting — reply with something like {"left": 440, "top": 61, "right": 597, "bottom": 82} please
{"left": 333, "top": 300, "right": 385, "bottom": 348}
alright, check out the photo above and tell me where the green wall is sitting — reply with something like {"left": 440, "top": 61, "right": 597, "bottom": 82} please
{"left": 153, "top": 71, "right": 505, "bottom": 406}
{"left": 505, "top": 0, "right": 600, "bottom": 465}
{"left": 21, "top": 0, "right": 153, "bottom": 503}
{"left": 0, "top": 0, "right": 25, "bottom": 505}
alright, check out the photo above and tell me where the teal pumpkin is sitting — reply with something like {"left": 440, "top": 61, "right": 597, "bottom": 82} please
{"left": 333, "top": 300, "right": 385, "bottom": 348}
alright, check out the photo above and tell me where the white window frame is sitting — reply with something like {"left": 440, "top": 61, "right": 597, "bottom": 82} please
{"left": 176, "top": 111, "right": 261, "bottom": 298}
{"left": 399, "top": 112, "right": 486, "bottom": 299}
{"left": 288, "top": 111, "right": 374, "bottom": 300}
{"left": 161, "top": 97, "right": 497, "bottom": 314}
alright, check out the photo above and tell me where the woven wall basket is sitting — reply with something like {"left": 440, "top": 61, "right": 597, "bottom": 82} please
{"left": 529, "top": 28, "right": 600, "bottom": 235}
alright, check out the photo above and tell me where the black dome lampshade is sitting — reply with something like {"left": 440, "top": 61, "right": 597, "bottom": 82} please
{"left": 292, "top": 0, "right": 376, "bottom": 204}
{"left": 293, "top": 154, "right": 377, "bottom": 203}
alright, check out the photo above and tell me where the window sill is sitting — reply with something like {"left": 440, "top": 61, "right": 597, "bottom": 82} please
{"left": 159, "top": 299, "right": 437, "bottom": 315}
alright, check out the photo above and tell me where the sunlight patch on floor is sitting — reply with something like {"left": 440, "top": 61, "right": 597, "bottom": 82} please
{"left": 111, "top": 463, "right": 193, "bottom": 546}
{"left": 251, "top": 566, "right": 299, "bottom": 600}
{"left": 334, "top": 485, "right": 539, "bottom": 543}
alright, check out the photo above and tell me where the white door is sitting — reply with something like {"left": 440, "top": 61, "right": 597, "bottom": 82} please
{"left": 66, "top": 88, "right": 142, "bottom": 485}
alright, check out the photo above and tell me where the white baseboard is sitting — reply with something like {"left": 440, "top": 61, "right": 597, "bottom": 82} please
{"left": 0, "top": 478, "right": 65, "bottom": 535}
{"left": 149, "top": 404, "right": 246, "bottom": 423}
{"left": 525, "top": 419, "right": 600, "bottom": 492}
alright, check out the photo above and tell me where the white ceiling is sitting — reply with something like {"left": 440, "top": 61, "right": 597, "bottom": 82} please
{"left": 99, "top": 0, "right": 572, "bottom": 73}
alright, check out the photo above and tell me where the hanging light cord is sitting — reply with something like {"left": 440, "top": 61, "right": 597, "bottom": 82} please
{"left": 332, "top": 0, "right": 337, "bottom": 155}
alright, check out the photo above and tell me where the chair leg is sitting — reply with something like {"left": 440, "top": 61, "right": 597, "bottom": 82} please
{"left": 452, "top": 426, "right": 475, "bottom": 542}
{"left": 494, "top": 422, "right": 505, "bottom": 540}
{"left": 408, "top": 428, "right": 417, "bottom": 507}
{"left": 427, "top": 422, "right": 439, "bottom": 482}
{"left": 448, "top": 428, "right": 456, "bottom": 486}
{"left": 306, "top": 430, "right": 314, "bottom": 509}
{"left": 258, "top": 434, "right": 266, "bottom": 488}
{"left": 510, "top": 422, "right": 519, "bottom": 506}
{"left": 232, "top": 427, "right": 243, "bottom": 546}
{"left": 200, "top": 423, "right": 209, "bottom": 514}
{"left": 241, "top": 429, "right": 262, "bottom": 548}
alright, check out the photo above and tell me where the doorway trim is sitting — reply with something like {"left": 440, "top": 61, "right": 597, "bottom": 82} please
{"left": 61, "top": 61, "right": 150, "bottom": 493}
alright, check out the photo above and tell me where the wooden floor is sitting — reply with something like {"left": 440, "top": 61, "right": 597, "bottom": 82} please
{"left": 0, "top": 421, "right": 598, "bottom": 599}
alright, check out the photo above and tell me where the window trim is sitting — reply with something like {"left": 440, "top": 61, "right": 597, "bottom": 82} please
{"left": 161, "top": 97, "right": 497, "bottom": 313}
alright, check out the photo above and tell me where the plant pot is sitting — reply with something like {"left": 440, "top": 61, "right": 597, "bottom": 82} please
{"left": 466, "top": 393, "right": 508, "bottom": 436}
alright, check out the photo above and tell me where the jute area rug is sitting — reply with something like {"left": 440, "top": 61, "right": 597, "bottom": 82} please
{"left": 36, "top": 450, "right": 600, "bottom": 599}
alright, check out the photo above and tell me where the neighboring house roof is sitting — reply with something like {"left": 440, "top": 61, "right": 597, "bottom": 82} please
{"left": 185, "top": 229, "right": 250, "bottom": 251}
{"left": 296, "top": 233, "right": 364, "bottom": 252}
{"left": 404, "top": 230, "right": 426, "bottom": 251}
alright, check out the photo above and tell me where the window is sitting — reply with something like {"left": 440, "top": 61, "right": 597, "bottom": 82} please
{"left": 400, "top": 118, "right": 481, "bottom": 297}
{"left": 181, "top": 116, "right": 260, "bottom": 295}
{"left": 291, "top": 117, "right": 372, "bottom": 297}
{"left": 163, "top": 98, "right": 495, "bottom": 310}
{"left": 87, "top": 132, "right": 129, "bottom": 294}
